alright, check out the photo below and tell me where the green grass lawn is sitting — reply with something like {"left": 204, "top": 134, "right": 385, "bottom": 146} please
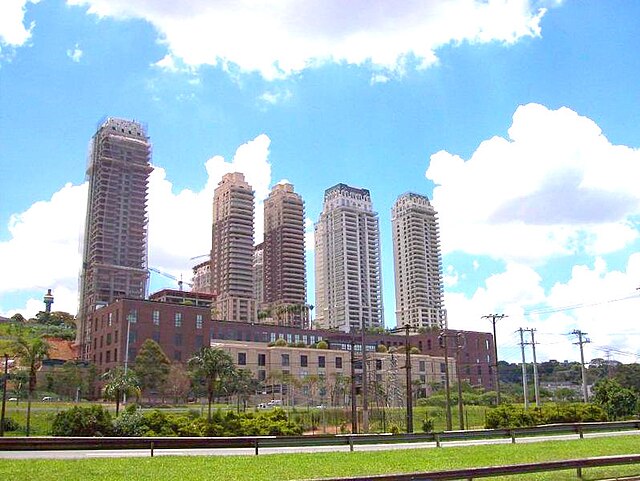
{"left": 1, "top": 434, "right": 639, "bottom": 481}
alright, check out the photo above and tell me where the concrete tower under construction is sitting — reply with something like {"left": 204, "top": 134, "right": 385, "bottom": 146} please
{"left": 314, "top": 183, "right": 383, "bottom": 333}
{"left": 77, "top": 118, "right": 153, "bottom": 359}
{"left": 391, "top": 192, "right": 446, "bottom": 329}
{"left": 262, "top": 182, "right": 307, "bottom": 327}
{"left": 210, "top": 172, "right": 256, "bottom": 322}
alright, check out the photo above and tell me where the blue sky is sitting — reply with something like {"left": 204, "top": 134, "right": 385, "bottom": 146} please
{"left": 1, "top": 0, "right": 639, "bottom": 363}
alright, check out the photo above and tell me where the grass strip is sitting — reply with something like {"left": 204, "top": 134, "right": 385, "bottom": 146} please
{"left": 2, "top": 434, "right": 640, "bottom": 481}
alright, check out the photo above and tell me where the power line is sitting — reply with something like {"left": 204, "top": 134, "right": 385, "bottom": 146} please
{"left": 523, "top": 294, "right": 638, "bottom": 317}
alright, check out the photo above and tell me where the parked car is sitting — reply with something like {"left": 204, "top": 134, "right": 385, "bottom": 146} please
{"left": 42, "top": 396, "right": 52, "bottom": 402}
{"left": 8, "top": 397, "right": 17, "bottom": 402}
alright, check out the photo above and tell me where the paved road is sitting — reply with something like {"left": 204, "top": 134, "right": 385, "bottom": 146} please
{"left": 1, "top": 430, "right": 638, "bottom": 460}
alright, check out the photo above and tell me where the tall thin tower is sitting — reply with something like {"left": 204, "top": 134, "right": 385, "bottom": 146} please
{"left": 210, "top": 172, "right": 256, "bottom": 322}
{"left": 391, "top": 193, "right": 445, "bottom": 329}
{"left": 263, "top": 182, "right": 306, "bottom": 327}
{"left": 77, "top": 118, "right": 153, "bottom": 359}
{"left": 314, "top": 183, "right": 383, "bottom": 333}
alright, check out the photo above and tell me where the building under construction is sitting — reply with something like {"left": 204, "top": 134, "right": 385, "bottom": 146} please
{"left": 77, "top": 118, "right": 153, "bottom": 359}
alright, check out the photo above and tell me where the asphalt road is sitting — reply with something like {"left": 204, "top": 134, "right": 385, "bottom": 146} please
{"left": 1, "top": 430, "right": 638, "bottom": 460}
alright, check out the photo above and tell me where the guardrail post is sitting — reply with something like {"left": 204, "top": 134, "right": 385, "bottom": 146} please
{"left": 435, "top": 434, "right": 441, "bottom": 448}
{"left": 510, "top": 430, "right": 516, "bottom": 444}
{"left": 577, "top": 466, "right": 583, "bottom": 479}
{"left": 254, "top": 438, "right": 259, "bottom": 456}
{"left": 150, "top": 441, "right": 154, "bottom": 457}
{"left": 578, "top": 425, "right": 584, "bottom": 440}
{"left": 348, "top": 436, "right": 354, "bottom": 452}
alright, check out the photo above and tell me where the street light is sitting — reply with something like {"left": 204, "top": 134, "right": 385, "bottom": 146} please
{"left": 123, "top": 311, "right": 135, "bottom": 404}
{"left": 0, "top": 354, "right": 9, "bottom": 437}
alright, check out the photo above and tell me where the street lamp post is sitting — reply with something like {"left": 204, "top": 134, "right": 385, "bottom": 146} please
{"left": 439, "top": 331, "right": 453, "bottom": 431}
{"left": 389, "top": 324, "right": 416, "bottom": 433}
{"left": 123, "top": 312, "right": 134, "bottom": 404}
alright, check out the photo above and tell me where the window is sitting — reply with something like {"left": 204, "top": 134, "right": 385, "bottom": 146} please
{"left": 114, "top": 331, "right": 118, "bottom": 343}
{"left": 196, "top": 314, "right": 203, "bottom": 329}
{"left": 152, "top": 331, "right": 160, "bottom": 343}
{"left": 318, "top": 356, "right": 326, "bottom": 368}
{"left": 152, "top": 310, "right": 160, "bottom": 326}
{"left": 195, "top": 335, "right": 203, "bottom": 349}
{"left": 129, "top": 330, "right": 137, "bottom": 344}
{"left": 376, "top": 359, "right": 382, "bottom": 370}
{"left": 175, "top": 312, "right": 182, "bottom": 327}
{"left": 114, "top": 349, "right": 118, "bottom": 362}
{"left": 258, "top": 370, "right": 266, "bottom": 381}
{"left": 106, "top": 351, "right": 111, "bottom": 363}
{"left": 419, "top": 361, "right": 426, "bottom": 372}
{"left": 281, "top": 354, "right": 290, "bottom": 367}
{"left": 128, "top": 310, "right": 137, "bottom": 324}
{"left": 258, "top": 353, "right": 266, "bottom": 367}
{"left": 108, "top": 312, "right": 113, "bottom": 327}
{"left": 174, "top": 351, "right": 182, "bottom": 362}
{"left": 174, "top": 333, "right": 183, "bottom": 346}
{"left": 238, "top": 352, "right": 247, "bottom": 365}
{"left": 106, "top": 333, "right": 112, "bottom": 346}
{"left": 440, "top": 362, "right": 446, "bottom": 373}
{"left": 300, "top": 355, "right": 308, "bottom": 367}
{"left": 335, "top": 357, "right": 343, "bottom": 369}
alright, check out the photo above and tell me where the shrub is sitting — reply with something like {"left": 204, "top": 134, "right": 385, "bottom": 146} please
{"left": 485, "top": 403, "right": 607, "bottom": 429}
{"left": 2, "top": 417, "right": 20, "bottom": 432}
{"left": 422, "top": 416, "right": 434, "bottom": 433}
{"left": 112, "top": 409, "right": 146, "bottom": 437}
{"left": 51, "top": 406, "right": 113, "bottom": 436}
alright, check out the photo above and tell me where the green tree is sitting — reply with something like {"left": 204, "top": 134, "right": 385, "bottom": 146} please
{"left": 188, "top": 347, "right": 235, "bottom": 421}
{"left": 592, "top": 379, "right": 638, "bottom": 420}
{"left": 133, "top": 339, "right": 171, "bottom": 402}
{"left": 10, "top": 313, "right": 26, "bottom": 323}
{"left": 230, "top": 369, "right": 259, "bottom": 411}
{"left": 614, "top": 363, "right": 640, "bottom": 393}
{"left": 51, "top": 361, "right": 84, "bottom": 400}
{"left": 12, "top": 335, "right": 50, "bottom": 436}
{"left": 102, "top": 367, "right": 140, "bottom": 416}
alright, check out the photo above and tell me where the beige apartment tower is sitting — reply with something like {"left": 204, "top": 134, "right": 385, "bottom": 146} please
{"left": 211, "top": 172, "right": 256, "bottom": 322}
{"left": 262, "top": 183, "right": 307, "bottom": 327}
{"left": 314, "top": 183, "right": 383, "bottom": 333}
{"left": 392, "top": 193, "right": 446, "bottom": 329}
{"left": 77, "top": 118, "right": 153, "bottom": 359}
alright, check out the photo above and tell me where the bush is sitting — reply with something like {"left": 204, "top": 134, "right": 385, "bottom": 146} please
{"left": 422, "top": 416, "right": 434, "bottom": 433}
{"left": 485, "top": 403, "right": 607, "bottom": 429}
{"left": 51, "top": 406, "right": 113, "bottom": 436}
{"left": 112, "top": 409, "right": 146, "bottom": 436}
{"left": 2, "top": 417, "right": 20, "bottom": 432}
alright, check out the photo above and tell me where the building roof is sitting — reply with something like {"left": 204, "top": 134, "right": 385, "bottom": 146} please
{"left": 44, "top": 337, "right": 79, "bottom": 362}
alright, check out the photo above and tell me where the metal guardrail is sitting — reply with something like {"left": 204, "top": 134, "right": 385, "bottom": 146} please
{"left": 309, "top": 454, "right": 640, "bottom": 481}
{"left": 0, "top": 420, "right": 638, "bottom": 456}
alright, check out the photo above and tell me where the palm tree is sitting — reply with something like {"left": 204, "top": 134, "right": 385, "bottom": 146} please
{"left": 12, "top": 335, "right": 50, "bottom": 436}
{"left": 102, "top": 367, "right": 140, "bottom": 416}
{"left": 188, "top": 347, "right": 235, "bottom": 421}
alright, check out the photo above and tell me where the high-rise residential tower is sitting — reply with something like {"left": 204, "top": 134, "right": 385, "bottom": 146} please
{"left": 262, "top": 183, "right": 306, "bottom": 327}
{"left": 314, "top": 183, "right": 383, "bottom": 333}
{"left": 391, "top": 193, "right": 446, "bottom": 329}
{"left": 210, "top": 172, "right": 256, "bottom": 322}
{"left": 77, "top": 118, "right": 153, "bottom": 359}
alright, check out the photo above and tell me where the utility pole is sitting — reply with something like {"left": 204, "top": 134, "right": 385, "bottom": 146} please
{"left": 526, "top": 328, "right": 541, "bottom": 407}
{"left": 571, "top": 329, "right": 591, "bottom": 403}
{"left": 482, "top": 314, "right": 507, "bottom": 405}
{"left": 518, "top": 328, "right": 529, "bottom": 409}
{"left": 350, "top": 337, "right": 357, "bottom": 434}
{"left": 455, "top": 333, "right": 466, "bottom": 430}
{"left": 404, "top": 325, "right": 413, "bottom": 433}
{"left": 361, "top": 326, "right": 369, "bottom": 433}
{"left": 439, "top": 330, "right": 453, "bottom": 430}
{"left": 0, "top": 354, "right": 8, "bottom": 437}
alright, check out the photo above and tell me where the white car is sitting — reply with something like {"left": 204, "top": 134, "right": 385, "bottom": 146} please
{"left": 8, "top": 397, "right": 17, "bottom": 402}
{"left": 42, "top": 396, "right": 53, "bottom": 402}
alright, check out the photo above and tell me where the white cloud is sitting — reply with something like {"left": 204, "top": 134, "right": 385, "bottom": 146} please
{"left": 0, "top": 134, "right": 273, "bottom": 318}
{"left": 427, "top": 103, "right": 640, "bottom": 264}
{"left": 259, "top": 89, "right": 292, "bottom": 106}
{"left": 0, "top": 0, "right": 38, "bottom": 48}
{"left": 66, "top": 0, "right": 548, "bottom": 79}
{"left": 66, "top": 43, "right": 83, "bottom": 62}
{"left": 446, "top": 257, "right": 640, "bottom": 363}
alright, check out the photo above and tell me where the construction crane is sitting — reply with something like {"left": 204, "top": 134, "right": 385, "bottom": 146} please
{"left": 149, "top": 267, "right": 193, "bottom": 291}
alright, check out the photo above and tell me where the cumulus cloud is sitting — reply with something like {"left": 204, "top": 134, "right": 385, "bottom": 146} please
{"left": 66, "top": 0, "right": 548, "bottom": 79}
{"left": 446, "top": 257, "right": 640, "bottom": 363}
{"left": 0, "top": 0, "right": 38, "bottom": 48}
{"left": 427, "top": 103, "right": 640, "bottom": 263}
{"left": 0, "top": 134, "right": 274, "bottom": 318}
{"left": 66, "top": 43, "right": 83, "bottom": 62}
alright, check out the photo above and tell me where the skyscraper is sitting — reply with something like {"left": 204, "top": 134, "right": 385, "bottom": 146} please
{"left": 391, "top": 192, "right": 446, "bottom": 329}
{"left": 210, "top": 172, "right": 256, "bottom": 322}
{"left": 77, "top": 118, "right": 153, "bottom": 359}
{"left": 314, "top": 183, "right": 383, "bottom": 333}
{"left": 262, "top": 182, "right": 306, "bottom": 327}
